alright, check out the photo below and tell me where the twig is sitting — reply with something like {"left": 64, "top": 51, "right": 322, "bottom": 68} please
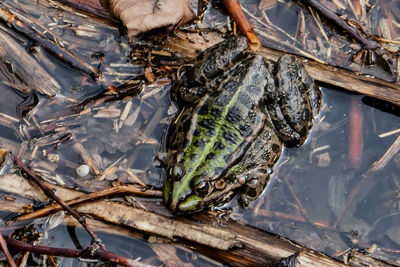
{"left": 0, "top": 234, "right": 17, "bottom": 267}
{"left": 0, "top": 6, "right": 100, "bottom": 79}
{"left": 13, "top": 156, "right": 104, "bottom": 249}
{"left": 17, "top": 184, "right": 162, "bottom": 221}
{"left": 54, "top": 0, "right": 119, "bottom": 23}
{"left": 239, "top": 4, "right": 326, "bottom": 64}
{"left": 71, "top": 142, "right": 101, "bottom": 176}
{"left": 73, "top": 82, "right": 143, "bottom": 113}
{"left": 298, "top": 0, "right": 379, "bottom": 50}
{"left": 223, "top": 0, "right": 260, "bottom": 50}
{"left": 348, "top": 98, "right": 363, "bottom": 169}
{"left": 0, "top": 30, "right": 61, "bottom": 97}
{"left": 307, "top": 6, "right": 329, "bottom": 42}
{"left": 4, "top": 235, "right": 151, "bottom": 267}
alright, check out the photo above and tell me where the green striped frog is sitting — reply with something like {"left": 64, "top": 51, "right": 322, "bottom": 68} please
{"left": 164, "top": 36, "right": 321, "bottom": 213}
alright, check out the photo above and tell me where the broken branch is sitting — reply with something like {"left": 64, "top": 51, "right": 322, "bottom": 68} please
{"left": 224, "top": 0, "right": 260, "bottom": 50}
{"left": 298, "top": 0, "right": 379, "bottom": 50}
{"left": 13, "top": 156, "right": 104, "bottom": 249}
{"left": 0, "top": 6, "right": 100, "bottom": 79}
{"left": 3, "top": 235, "right": 150, "bottom": 267}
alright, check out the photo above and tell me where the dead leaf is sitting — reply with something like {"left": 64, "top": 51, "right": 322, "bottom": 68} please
{"left": 144, "top": 66, "right": 155, "bottom": 83}
{"left": 317, "top": 152, "right": 331, "bottom": 167}
{"left": 109, "top": 0, "right": 196, "bottom": 39}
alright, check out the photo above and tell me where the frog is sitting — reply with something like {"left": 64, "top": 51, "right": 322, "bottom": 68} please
{"left": 163, "top": 36, "right": 321, "bottom": 214}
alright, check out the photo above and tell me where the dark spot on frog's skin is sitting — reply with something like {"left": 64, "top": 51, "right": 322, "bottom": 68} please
{"left": 251, "top": 72, "right": 261, "bottom": 81}
{"left": 198, "top": 105, "right": 209, "bottom": 115}
{"left": 239, "top": 124, "right": 252, "bottom": 137}
{"left": 211, "top": 107, "right": 222, "bottom": 119}
{"left": 238, "top": 91, "right": 253, "bottom": 108}
{"left": 203, "top": 61, "right": 219, "bottom": 79}
{"left": 207, "top": 129, "right": 215, "bottom": 137}
{"left": 194, "top": 140, "right": 205, "bottom": 148}
{"left": 223, "top": 154, "right": 232, "bottom": 163}
{"left": 223, "top": 80, "right": 239, "bottom": 91}
{"left": 199, "top": 118, "right": 215, "bottom": 130}
{"left": 190, "top": 154, "right": 197, "bottom": 161}
{"left": 214, "top": 142, "right": 225, "bottom": 150}
{"left": 226, "top": 106, "right": 242, "bottom": 124}
{"left": 193, "top": 129, "right": 201, "bottom": 136}
{"left": 216, "top": 94, "right": 230, "bottom": 106}
{"left": 223, "top": 131, "right": 237, "bottom": 145}
{"left": 246, "top": 85, "right": 262, "bottom": 95}
{"left": 272, "top": 143, "right": 281, "bottom": 153}
{"left": 206, "top": 152, "right": 216, "bottom": 160}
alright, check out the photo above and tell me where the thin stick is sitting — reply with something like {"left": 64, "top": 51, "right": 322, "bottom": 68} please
{"left": 224, "top": 0, "right": 261, "bottom": 50}
{"left": 0, "top": 6, "right": 100, "bottom": 79}
{"left": 17, "top": 184, "right": 162, "bottom": 221}
{"left": 4, "top": 236, "right": 151, "bottom": 267}
{"left": 13, "top": 156, "right": 104, "bottom": 249}
{"left": 0, "top": 234, "right": 17, "bottom": 267}
{"left": 299, "top": 0, "right": 379, "bottom": 49}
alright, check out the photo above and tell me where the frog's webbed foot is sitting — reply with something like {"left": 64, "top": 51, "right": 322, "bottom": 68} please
{"left": 265, "top": 55, "right": 321, "bottom": 147}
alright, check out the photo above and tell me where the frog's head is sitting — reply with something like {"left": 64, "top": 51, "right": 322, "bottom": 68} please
{"left": 163, "top": 164, "right": 242, "bottom": 214}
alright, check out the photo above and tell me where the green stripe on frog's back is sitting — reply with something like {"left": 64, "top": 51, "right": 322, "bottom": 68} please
{"left": 171, "top": 55, "right": 269, "bottom": 202}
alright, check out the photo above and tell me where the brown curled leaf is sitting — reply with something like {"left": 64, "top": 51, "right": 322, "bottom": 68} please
{"left": 109, "top": 0, "right": 196, "bottom": 40}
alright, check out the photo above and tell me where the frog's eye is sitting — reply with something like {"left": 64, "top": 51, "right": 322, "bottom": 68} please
{"left": 169, "top": 164, "right": 185, "bottom": 180}
{"left": 192, "top": 175, "right": 210, "bottom": 197}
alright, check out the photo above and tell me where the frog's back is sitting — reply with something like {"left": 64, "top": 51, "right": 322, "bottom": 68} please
{"left": 170, "top": 54, "right": 270, "bottom": 180}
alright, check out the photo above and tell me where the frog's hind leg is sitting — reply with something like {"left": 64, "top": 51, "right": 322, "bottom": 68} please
{"left": 234, "top": 124, "right": 283, "bottom": 207}
{"left": 265, "top": 55, "right": 321, "bottom": 147}
{"left": 172, "top": 36, "right": 250, "bottom": 106}
{"left": 183, "top": 36, "right": 249, "bottom": 86}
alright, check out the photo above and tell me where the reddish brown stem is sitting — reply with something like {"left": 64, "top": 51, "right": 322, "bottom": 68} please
{"left": 0, "top": 234, "right": 16, "bottom": 267}
{"left": 224, "top": 0, "right": 260, "bottom": 50}
{"left": 4, "top": 235, "right": 146, "bottom": 267}
{"left": 349, "top": 98, "right": 363, "bottom": 169}
{"left": 13, "top": 156, "right": 105, "bottom": 250}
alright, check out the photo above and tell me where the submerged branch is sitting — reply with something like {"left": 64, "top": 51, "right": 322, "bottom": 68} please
{"left": 4, "top": 235, "right": 150, "bottom": 267}
{"left": 13, "top": 156, "right": 104, "bottom": 249}
{"left": 0, "top": 234, "right": 16, "bottom": 267}
{"left": 0, "top": 6, "right": 100, "bottom": 79}
{"left": 17, "top": 184, "right": 162, "bottom": 221}
{"left": 298, "top": 0, "right": 379, "bottom": 50}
